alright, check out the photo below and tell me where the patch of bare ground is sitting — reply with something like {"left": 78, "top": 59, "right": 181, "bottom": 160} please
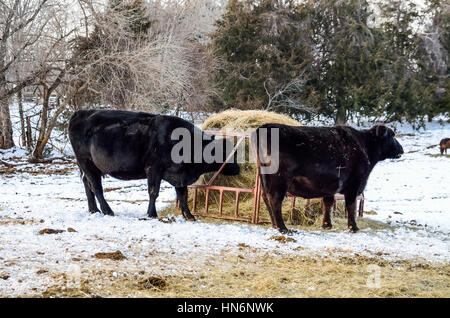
{"left": 93, "top": 251, "right": 127, "bottom": 261}
{"left": 29, "top": 249, "right": 450, "bottom": 298}
{"left": 0, "top": 159, "right": 77, "bottom": 176}
{"left": 0, "top": 166, "right": 76, "bottom": 176}
{"left": 0, "top": 217, "right": 44, "bottom": 226}
{"left": 38, "top": 228, "right": 65, "bottom": 235}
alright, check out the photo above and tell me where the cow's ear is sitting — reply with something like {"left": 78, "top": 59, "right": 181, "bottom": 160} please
{"left": 370, "top": 125, "right": 390, "bottom": 138}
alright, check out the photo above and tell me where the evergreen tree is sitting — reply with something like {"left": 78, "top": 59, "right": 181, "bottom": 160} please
{"left": 421, "top": 0, "right": 450, "bottom": 120}
{"left": 374, "top": 0, "right": 431, "bottom": 125}
{"left": 211, "top": 0, "right": 310, "bottom": 111}
{"left": 211, "top": 0, "right": 448, "bottom": 125}
{"left": 300, "top": 0, "right": 380, "bottom": 124}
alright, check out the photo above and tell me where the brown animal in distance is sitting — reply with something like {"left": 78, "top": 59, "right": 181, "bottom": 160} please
{"left": 440, "top": 138, "right": 450, "bottom": 154}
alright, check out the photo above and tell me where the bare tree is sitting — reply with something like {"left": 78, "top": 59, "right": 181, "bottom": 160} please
{"left": 73, "top": 0, "right": 224, "bottom": 115}
{"left": 263, "top": 71, "right": 315, "bottom": 114}
{"left": 1, "top": 0, "right": 225, "bottom": 153}
{"left": 29, "top": 0, "right": 92, "bottom": 159}
{"left": 0, "top": 0, "right": 52, "bottom": 149}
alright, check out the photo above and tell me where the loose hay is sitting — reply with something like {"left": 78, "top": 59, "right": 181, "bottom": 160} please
{"left": 270, "top": 235, "right": 297, "bottom": 243}
{"left": 37, "top": 251, "right": 450, "bottom": 298}
{"left": 137, "top": 276, "right": 167, "bottom": 290}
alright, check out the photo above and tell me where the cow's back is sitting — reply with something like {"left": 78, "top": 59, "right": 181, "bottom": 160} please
{"left": 256, "top": 123, "right": 371, "bottom": 197}
{"left": 69, "top": 110, "right": 156, "bottom": 145}
{"left": 68, "top": 110, "right": 158, "bottom": 178}
{"left": 257, "top": 123, "right": 367, "bottom": 167}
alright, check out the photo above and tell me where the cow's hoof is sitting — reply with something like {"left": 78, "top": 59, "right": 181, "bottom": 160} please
{"left": 183, "top": 215, "right": 196, "bottom": 221}
{"left": 89, "top": 209, "right": 101, "bottom": 214}
{"left": 147, "top": 214, "right": 158, "bottom": 219}
{"left": 104, "top": 212, "right": 114, "bottom": 216}
{"left": 322, "top": 222, "right": 333, "bottom": 229}
{"left": 181, "top": 211, "right": 196, "bottom": 221}
{"left": 348, "top": 225, "right": 359, "bottom": 233}
{"left": 279, "top": 228, "right": 295, "bottom": 235}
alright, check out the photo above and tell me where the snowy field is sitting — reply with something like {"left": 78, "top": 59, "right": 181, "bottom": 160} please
{"left": 0, "top": 107, "right": 449, "bottom": 296}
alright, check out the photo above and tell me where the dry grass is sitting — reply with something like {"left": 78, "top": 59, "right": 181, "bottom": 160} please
{"left": 158, "top": 200, "right": 397, "bottom": 232}
{"left": 35, "top": 249, "right": 450, "bottom": 298}
{"left": 426, "top": 153, "right": 450, "bottom": 158}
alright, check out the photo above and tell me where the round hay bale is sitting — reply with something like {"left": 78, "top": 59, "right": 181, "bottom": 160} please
{"left": 202, "top": 109, "right": 301, "bottom": 131}
{"left": 200, "top": 109, "right": 302, "bottom": 190}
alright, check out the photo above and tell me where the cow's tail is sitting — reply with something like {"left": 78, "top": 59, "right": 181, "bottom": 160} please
{"left": 78, "top": 163, "right": 84, "bottom": 180}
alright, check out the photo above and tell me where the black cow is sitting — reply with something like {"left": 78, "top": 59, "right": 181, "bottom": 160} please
{"left": 68, "top": 109, "right": 240, "bottom": 220}
{"left": 255, "top": 124, "right": 403, "bottom": 233}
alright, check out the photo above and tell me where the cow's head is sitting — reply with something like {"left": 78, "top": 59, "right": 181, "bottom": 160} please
{"left": 369, "top": 125, "right": 404, "bottom": 161}
{"left": 202, "top": 135, "right": 240, "bottom": 176}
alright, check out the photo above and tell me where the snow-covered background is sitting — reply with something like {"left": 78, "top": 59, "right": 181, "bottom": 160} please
{"left": 0, "top": 104, "right": 449, "bottom": 296}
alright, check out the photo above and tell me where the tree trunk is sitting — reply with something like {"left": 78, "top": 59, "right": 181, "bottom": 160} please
{"left": 335, "top": 106, "right": 347, "bottom": 125}
{"left": 17, "top": 89, "right": 26, "bottom": 147}
{"left": 26, "top": 116, "right": 33, "bottom": 149}
{"left": 0, "top": 93, "right": 14, "bottom": 149}
{"left": 32, "top": 86, "right": 49, "bottom": 159}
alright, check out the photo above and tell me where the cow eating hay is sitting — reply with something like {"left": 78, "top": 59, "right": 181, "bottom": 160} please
{"left": 255, "top": 124, "right": 404, "bottom": 233}
{"left": 193, "top": 109, "right": 312, "bottom": 222}
{"left": 68, "top": 110, "right": 240, "bottom": 219}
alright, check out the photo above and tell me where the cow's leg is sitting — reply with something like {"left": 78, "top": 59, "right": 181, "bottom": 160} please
{"left": 82, "top": 174, "right": 100, "bottom": 213}
{"left": 146, "top": 168, "right": 162, "bottom": 218}
{"left": 78, "top": 161, "right": 114, "bottom": 216}
{"left": 271, "top": 194, "right": 289, "bottom": 233}
{"left": 344, "top": 193, "right": 359, "bottom": 233}
{"left": 261, "top": 191, "right": 275, "bottom": 226}
{"left": 261, "top": 175, "right": 289, "bottom": 233}
{"left": 175, "top": 186, "right": 195, "bottom": 221}
{"left": 322, "top": 196, "right": 335, "bottom": 229}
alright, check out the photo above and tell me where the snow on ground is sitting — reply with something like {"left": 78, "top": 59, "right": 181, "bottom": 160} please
{"left": 364, "top": 122, "right": 450, "bottom": 232}
{"left": 0, "top": 111, "right": 449, "bottom": 296}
